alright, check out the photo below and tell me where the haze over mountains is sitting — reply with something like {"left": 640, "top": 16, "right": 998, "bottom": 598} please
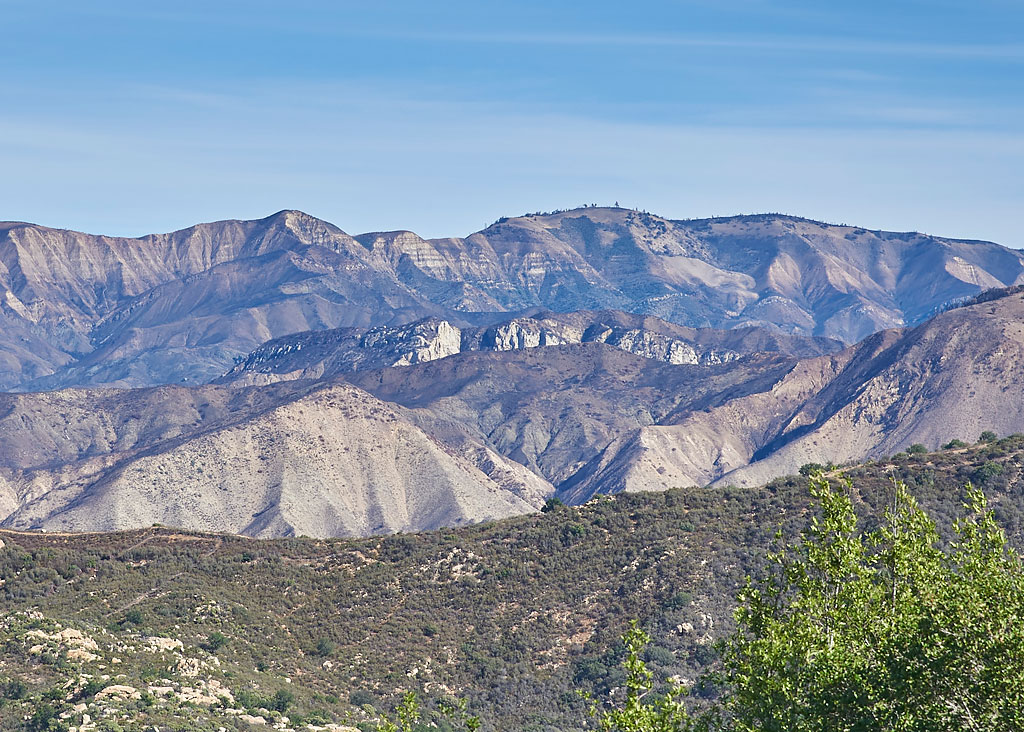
{"left": 1, "top": 207, "right": 1023, "bottom": 536}
{"left": 3, "top": 207, "right": 1020, "bottom": 391}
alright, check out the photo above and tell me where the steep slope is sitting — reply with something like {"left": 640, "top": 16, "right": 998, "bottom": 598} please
{"left": 1, "top": 207, "right": 1020, "bottom": 390}
{"left": 220, "top": 309, "right": 840, "bottom": 385}
{"left": 717, "top": 288, "right": 1024, "bottom": 486}
{"left": 339, "top": 344, "right": 800, "bottom": 491}
{"left": 572, "top": 288, "right": 1024, "bottom": 495}
{"left": 335, "top": 289, "right": 1024, "bottom": 502}
{"left": 448, "top": 210, "right": 1024, "bottom": 343}
{"left": 1, "top": 205, "right": 1022, "bottom": 534}
{"left": 3, "top": 290, "right": 1024, "bottom": 533}
{"left": 0, "top": 381, "right": 550, "bottom": 537}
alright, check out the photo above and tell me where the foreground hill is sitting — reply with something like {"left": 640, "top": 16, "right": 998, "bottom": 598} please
{"left": 1, "top": 208, "right": 1019, "bottom": 390}
{"left": 1, "top": 440, "right": 1022, "bottom": 731}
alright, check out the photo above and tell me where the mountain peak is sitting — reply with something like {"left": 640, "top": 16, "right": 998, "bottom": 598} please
{"left": 262, "top": 208, "right": 317, "bottom": 222}
{"left": 0, "top": 208, "right": 1020, "bottom": 392}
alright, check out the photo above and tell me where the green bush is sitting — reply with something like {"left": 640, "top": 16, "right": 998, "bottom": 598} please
{"left": 203, "top": 631, "right": 229, "bottom": 652}
{"left": 350, "top": 689, "right": 377, "bottom": 708}
{"left": 541, "top": 497, "right": 564, "bottom": 513}
{"left": 798, "top": 463, "right": 826, "bottom": 476}
{"left": 235, "top": 688, "right": 262, "bottom": 710}
{"left": 272, "top": 688, "right": 294, "bottom": 712}
{"left": 973, "top": 461, "right": 1005, "bottom": 484}
{"left": 27, "top": 703, "right": 60, "bottom": 732}
{"left": 2, "top": 678, "right": 27, "bottom": 700}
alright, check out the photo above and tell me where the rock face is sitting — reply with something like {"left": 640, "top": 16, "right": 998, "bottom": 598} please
{"left": 1, "top": 207, "right": 1020, "bottom": 390}
{"left": 222, "top": 310, "right": 841, "bottom": 385}
{"left": 364, "top": 319, "right": 463, "bottom": 366}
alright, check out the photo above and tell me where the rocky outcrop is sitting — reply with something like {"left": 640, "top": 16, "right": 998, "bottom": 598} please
{"left": 586, "top": 326, "right": 736, "bottom": 365}
{"left": 223, "top": 310, "right": 832, "bottom": 385}
{"left": 479, "top": 318, "right": 581, "bottom": 351}
{"left": 361, "top": 319, "right": 463, "bottom": 366}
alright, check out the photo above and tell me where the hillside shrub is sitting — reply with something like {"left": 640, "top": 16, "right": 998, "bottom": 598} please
{"left": 799, "top": 463, "right": 826, "bottom": 477}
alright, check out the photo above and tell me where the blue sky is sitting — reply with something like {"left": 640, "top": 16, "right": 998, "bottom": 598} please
{"left": 1, "top": 1, "right": 1022, "bottom": 245}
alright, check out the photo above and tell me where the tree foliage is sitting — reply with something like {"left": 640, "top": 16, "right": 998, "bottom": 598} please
{"left": 589, "top": 477, "right": 1024, "bottom": 731}
{"left": 588, "top": 621, "right": 693, "bottom": 732}
{"left": 712, "top": 476, "right": 1024, "bottom": 731}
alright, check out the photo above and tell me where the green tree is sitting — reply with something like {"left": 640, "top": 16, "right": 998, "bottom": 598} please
{"left": 542, "top": 497, "right": 565, "bottom": 513}
{"left": 980, "top": 430, "right": 999, "bottom": 443}
{"left": 711, "top": 476, "right": 1024, "bottom": 731}
{"left": 202, "top": 631, "right": 229, "bottom": 652}
{"left": 587, "top": 622, "right": 693, "bottom": 732}
{"left": 271, "top": 688, "right": 294, "bottom": 713}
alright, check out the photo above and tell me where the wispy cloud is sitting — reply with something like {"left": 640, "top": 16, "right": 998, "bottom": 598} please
{"left": 344, "top": 29, "right": 1024, "bottom": 62}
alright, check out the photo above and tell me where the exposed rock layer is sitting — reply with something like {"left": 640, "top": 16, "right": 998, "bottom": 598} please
{"left": 221, "top": 309, "right": 840, "bottom": 385}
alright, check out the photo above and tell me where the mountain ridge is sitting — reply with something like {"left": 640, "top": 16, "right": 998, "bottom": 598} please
{"left": 5, "top": 289, "right": 1023, "bottom": 537}
{"left": 2, "top": 207, "right": 1020, "bottom": 391}
{"left": 1, "top": 208, "right": 1023, "bottom": 537}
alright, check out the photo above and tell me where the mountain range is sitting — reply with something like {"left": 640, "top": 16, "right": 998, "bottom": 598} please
{"left": 1, "top": 207, "right": 1023, "bottom": 536}
{"left": 3, "top": 207, "right": 1020, "bottom": 391}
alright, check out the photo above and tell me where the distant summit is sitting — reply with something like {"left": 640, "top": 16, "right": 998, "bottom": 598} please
{"left": 0, "top": 207, "right": 1020, "bottom": 391}
{"left": 1, "top": 200, "right": 1024, "bottom": 537}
